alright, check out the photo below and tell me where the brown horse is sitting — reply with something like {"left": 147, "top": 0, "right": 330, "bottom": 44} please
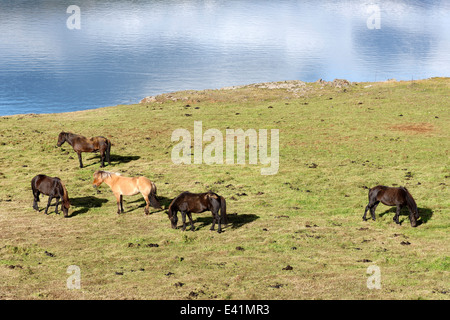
{"left": 92, "top": 170, "right": 160, "bottom": 215}
{"left": 31, "top": 174, "right": 70, "bottom": 217}
{"left": 167, "top": 191, "right": 227, "bottom": 233}
{"left": 363, "top": 185, "right": 419, "bottom": 227}
{"left": 57, "top": 131, "right": 111, "bottom": 168}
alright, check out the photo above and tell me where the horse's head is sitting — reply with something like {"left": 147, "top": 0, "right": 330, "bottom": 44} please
{"left": 167, "top": 204, "right": 178, "bottom": 229}
{"left": 59, "top": 180, "right": 70, "bottom": 218}
{"left": 92, "top": 170, "right": 106, "bottom": 188}
{"left": 62, "top": 200, "right": 70, "bottom": 217}
{"left": 57, "top": 132, "right": 66, "bottom": 147}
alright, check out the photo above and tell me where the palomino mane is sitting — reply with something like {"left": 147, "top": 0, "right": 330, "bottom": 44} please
{"left": 96, "top": 171, "right": 120, "bottom": 179}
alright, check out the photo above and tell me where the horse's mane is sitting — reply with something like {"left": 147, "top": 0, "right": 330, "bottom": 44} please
{"left": 96, "top": 171, "right": 120, "bottom": 179}
{"left": 59, "top": 180, "right": 70, "bottom": 208}
{"left": 61, "top": 131, "right": 73, "bottom": 137}
{"left": 168, "top": 191, "right": 190, "bottom": 214}
{"left": 401, "top": 186, "right": 417, "bottom": 211}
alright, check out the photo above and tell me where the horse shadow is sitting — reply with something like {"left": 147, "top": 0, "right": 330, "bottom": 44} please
{"left": 124, "top": 195, "right": 173, "bottom": 214}
{"left": 379, "top": 207, "right": 433, "bottom": 225}
{"left": 85, "top": 154, "right": 140, "bottom": 167}
{"left": 194, "top": 213, "right": 259, "bottom": 231}
{"left": 69, "top": 196, "right": 108, "bottom": 217}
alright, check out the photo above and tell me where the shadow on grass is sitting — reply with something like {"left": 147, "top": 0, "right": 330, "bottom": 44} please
{"left": 69, "top": 196, "right": 108, "bottom": 217}
{"left": 125, "top": 196, "right": 173, "bottom": 214}
{"left": 379, "top": 206, "right": 433, "bottom": 225}
{"left": 85, "top": 154, "right": 140, "bottom": 167}
{"left": 193, "top": 213, "right": 259, "bottom": 231}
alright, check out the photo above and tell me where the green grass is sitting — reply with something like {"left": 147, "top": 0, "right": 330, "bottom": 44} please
{"left": 0, "top": 78, "right": 449, "bottom": 300}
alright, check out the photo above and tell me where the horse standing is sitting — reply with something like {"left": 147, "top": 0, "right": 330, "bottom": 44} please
{"left": 92, "top": 170, "right": 160, "bottom": 215}
{"left": 57, "top": 131, "right": 111, "bottom": 168}
{"left": 363, "top": 185, "right": 419, "bottom": 227}
{"left": 31, "top": 174, "right": 70, "bottom": 217}
{"left": 167, "top": 191, "right": 227, "bottom": 233}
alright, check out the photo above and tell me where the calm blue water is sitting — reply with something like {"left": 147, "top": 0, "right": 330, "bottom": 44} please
{"left": 0, "top": 0, "right": 449, "bottom": 116}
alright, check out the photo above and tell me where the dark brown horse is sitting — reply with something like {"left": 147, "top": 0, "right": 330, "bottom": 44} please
{"left": 363, "top": 185, "right": 419, "bottom": 227}
{"left": 57, "top": 131, "right": 111, "bottom": 168}
{"left": 167, "top": 191, "right": 227, "bottom": 233}
{"left": 31, "top": 174, "right": 70, "bottom": 217}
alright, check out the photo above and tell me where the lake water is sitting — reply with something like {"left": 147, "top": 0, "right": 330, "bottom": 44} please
{"left": 0, "top": 0, "right": 449, "bottom": 116}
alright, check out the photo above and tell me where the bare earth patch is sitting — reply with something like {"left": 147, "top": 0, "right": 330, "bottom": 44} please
{"left": 390, "top": 123, "right": 435, "bottom": 134}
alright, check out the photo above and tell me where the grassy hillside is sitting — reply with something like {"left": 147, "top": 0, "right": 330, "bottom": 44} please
{"left": 0, "top": 77, "right": 448, "bottom": 299}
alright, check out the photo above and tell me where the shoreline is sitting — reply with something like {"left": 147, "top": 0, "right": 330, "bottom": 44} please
{"left": 1, "top": 77, "right": 447, "bottom": 118}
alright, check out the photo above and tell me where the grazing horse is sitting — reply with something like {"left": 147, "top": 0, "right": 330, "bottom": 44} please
{"left": 92, "top": 170, "right": 160, "bottom": 215}
{"left": 363, "top": 185, "right": 419, "bottom": 227}
{"left": 31, "top": 174, "right": 70, "bottom": 217}
{"left": 167, "top": 191, "right": 227, "bottom": 233}
{"left": 57, "top": 131, "right": 111, "bottom": 168}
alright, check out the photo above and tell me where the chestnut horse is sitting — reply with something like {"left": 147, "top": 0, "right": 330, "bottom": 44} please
{"left": 167, "top": 191, "right": 227, "bottom": 233}
{"left": 363, "top": 185, "right": 419, "bottom": 227}
{"left": 92, "top": 170, "right": 160, "bottom": 215}
{"left": 31, "top": 174, "right": 70, "bottom": 217}
{"left": 57, "top": 131, "right": 111, "bottom": 168}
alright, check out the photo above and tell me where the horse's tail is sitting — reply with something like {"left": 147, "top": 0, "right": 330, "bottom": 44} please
{"left": 149, "top": 181, "right": 161, "bottom": 209}
{"left": 106, "top": 139, "right": 112, "bottom": 164}
{"left": 402, "top": 187, "right": 419, "bottom": 219}
{"left": 31, "top": 176, "right": 39, "bottom": 201}
{"left": 220, "top": 196, "right": 228, "bottom": 224}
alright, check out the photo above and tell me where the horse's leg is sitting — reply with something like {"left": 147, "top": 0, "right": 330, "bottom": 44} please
{"left": 100, "top": 149, "right": 105, "bottom": 168}
{"left": 107, "top": 141, "right": 111, "bottom": 166}
{"left": 370, "top": 202, "right": 379, "bottom": 221}
{"left": 120, "top": 195, "right": 124, "bottom": 213}
{"left": 33, "top": 191, "right": 40, "bottom": 211}
{"left": 114, "top": 193, "right": 121, "bottom": 214}
{"left": 77, "top": 152, "right": 83, "bottom": 168}
{"left": 181, "top": 211, "right": 187, "bottom": 231}
{"left": 363, "top": 204, "right": 370, "bottom": 221}
{"left": 394, "top": 205, "right": 402, "bottom": 224}
{"left": 142, "top": 193, "right": 150, "bottom": 215}
{"left": 210, "top": 211, "right": 216, "bottom": 231}
{"left": 54, "top": 197, "right": 60, "bottom": 215}
{"left": 45, "top": 195, "right": 53, "bottom": 215}
{"left": 186, "top": 212, "right": 195, "bottom": 231}
{"left": 363, "top": 191, "right": 376, "bottom": 221}
{"left": 214, "top": 209, "right": 222, "bottom": 233}
{"left": 217, "top": 212, "right": 222, "bottom": 233}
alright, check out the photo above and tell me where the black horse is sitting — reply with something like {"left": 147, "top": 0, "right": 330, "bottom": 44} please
{"left": 363, "top": 185, "right": 419, "bottom": 227}
{"left": 167, "top": 191, "right": 227, "bottom": 233}
{"left": 31, "top": 174, "right": 70, "bottom": 217}
{"left": 57, "top": 131, "right": 111, "bottom": 168}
